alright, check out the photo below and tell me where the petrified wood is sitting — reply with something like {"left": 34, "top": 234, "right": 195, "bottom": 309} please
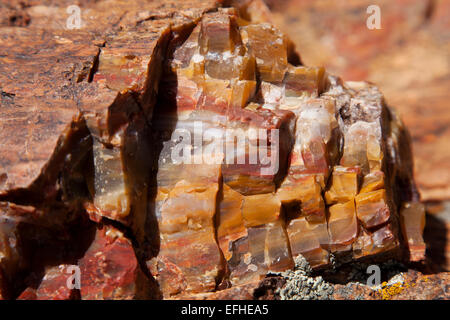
{"left": 0, "top": 0, "right": 426, "bottom": 299}
{"left": 267, "top": 0, "right": 450, "bottom": 202}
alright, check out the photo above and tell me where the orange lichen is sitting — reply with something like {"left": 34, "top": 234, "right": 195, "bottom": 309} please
{"left": 377, "top": 278, "right": 419, "bottom": 300}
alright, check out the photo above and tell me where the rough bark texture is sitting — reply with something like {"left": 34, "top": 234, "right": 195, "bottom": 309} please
{"left": 0, "top": 0, "right": 437, "bottom": 300}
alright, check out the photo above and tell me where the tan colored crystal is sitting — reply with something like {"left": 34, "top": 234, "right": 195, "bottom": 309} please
{"left": 355, "top": 189, "right": 390, "bottom": 229}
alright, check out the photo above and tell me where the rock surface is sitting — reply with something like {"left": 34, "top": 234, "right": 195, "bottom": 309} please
{"left": 17, "top": 264, "right": 79, "bottom": 300}
{"left": 267, "top": 0, "right": 450, "bottom": 202}
{"left": 0, "top": 0, "right": 220, "bottom": 300}
{"left": 0, "top": 0, "right": 434, "bottom": 300}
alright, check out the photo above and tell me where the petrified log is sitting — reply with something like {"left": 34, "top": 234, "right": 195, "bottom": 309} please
{"left": 0, "top": 0, "right": 425, "bottom": 299}
{"left": 267, "top": 0, "right": 450, "bottom": 202}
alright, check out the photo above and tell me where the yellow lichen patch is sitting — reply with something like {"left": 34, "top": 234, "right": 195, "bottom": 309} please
{"left": 377, "top": 279, "right": 415, "bottom": 300}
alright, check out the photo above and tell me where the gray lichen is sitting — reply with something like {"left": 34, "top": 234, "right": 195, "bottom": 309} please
{"left": 275, "top": 255, "right": 334, "bottom": 300}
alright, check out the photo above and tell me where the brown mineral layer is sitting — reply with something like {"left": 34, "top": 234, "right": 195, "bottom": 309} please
{"left": 0, "top": 0, "right": 431, "bottom": 300}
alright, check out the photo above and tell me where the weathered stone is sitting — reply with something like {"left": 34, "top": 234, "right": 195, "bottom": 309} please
{"left": 79, "top": 224, "right": 154, "bottom": 300}
{"left": 0, "top": 204, "right": 30, "bottom": 299}
{"left": 269, "top": 0, "right": 450, "bottom": 202}
{"left": 355, "top": 190, "right": 390, "bottom": 229}
{"left": 286, "top": 218, "right": 329, "bottom": 267}
{"left": 0, "top": 0, "right": 429, "bottom": 300}
{"left": 17, "top": 264, "right": 78, "bottom": 300}
{"left": 400, "top": 202, "right": 426, "bottom": 262}
{"left": 148, "top": 165, "right": 223, "bottom": 297}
